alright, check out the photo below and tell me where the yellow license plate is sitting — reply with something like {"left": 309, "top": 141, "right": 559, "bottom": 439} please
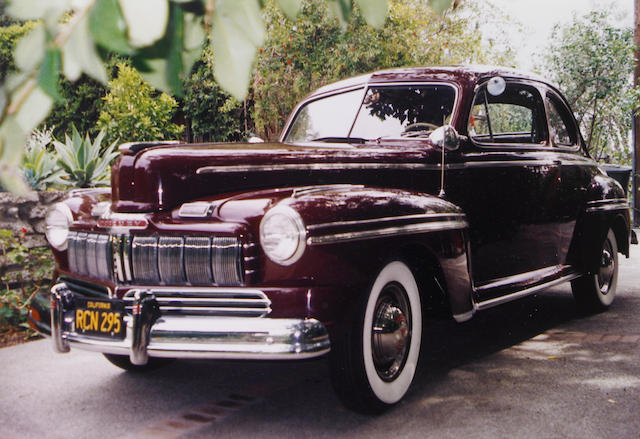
{"left": 74, "top": 298, "right": 125, "bottom": 339}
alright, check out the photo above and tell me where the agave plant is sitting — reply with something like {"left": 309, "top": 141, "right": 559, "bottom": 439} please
{"left": 53, "top": 126, "right": 119, "bottom": 188}
{"left": 22, "top": 128, "right": 64, "bottom": 190}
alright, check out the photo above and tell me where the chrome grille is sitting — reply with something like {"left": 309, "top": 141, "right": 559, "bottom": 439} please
{"left": 68, "top": 231, "right": 112, "bottom": 281}
{"left": 184, "top": 237, "right": 212, "bottom": 285}
{"left": 143, "top": 287, "right": 271, "bottom": 317}
{"left": 67, "top": 231, "right": 244, "bottom": 286}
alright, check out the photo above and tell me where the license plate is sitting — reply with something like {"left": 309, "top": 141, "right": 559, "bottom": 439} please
{"left": 74, "top": 297, "right": 125, "bottom": 339}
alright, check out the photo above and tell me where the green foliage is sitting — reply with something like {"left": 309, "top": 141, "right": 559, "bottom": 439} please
{"left": 53, "top": 125, "right": 119, "bottom": 188}
{"left": 183, "top": 48, "right": 246, "bottom": 142}
{"left": 22, "top": 126, "right": 63, "bottom": 190}
{"left": 253, "top": 0, "right": 514, "bottom": 139}
{"left": 98, "top": 62, "right": 184, "bottom": 145}
{"left": 0, "top": 20, "right": 34, "bottom": 80}
{"left": 0, "top": 228, "right": 54, "bottom": 328}
{"left": 0, "top": 0, "right": 451, "bottom": 193}
{"left": 44, "top": 75, "right": 108, "bottom": 140}
{"left": 543, "top": 10, "right": 639, "bottom": 164}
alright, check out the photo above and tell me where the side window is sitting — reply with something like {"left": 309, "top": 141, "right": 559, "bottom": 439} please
{"left": 546, "top": 93, "right": 578, "bottom": 147}
{"left": 468, "top": 83, "right": 548, "bottom": 145}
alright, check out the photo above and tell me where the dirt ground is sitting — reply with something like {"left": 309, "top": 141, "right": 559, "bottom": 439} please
{"left": 0, "top": 327, "right": 40, "bottom": 348}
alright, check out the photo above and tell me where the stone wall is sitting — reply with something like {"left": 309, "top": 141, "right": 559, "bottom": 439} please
{"left": 0, "top": 191, "right": 66, "bottom": 248}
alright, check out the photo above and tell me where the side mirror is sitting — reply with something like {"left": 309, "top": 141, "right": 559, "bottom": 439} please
{"left": 248, "top": 136, "right": 265, "bottom": 143}
{"left": 429, "top": 125, "right": 460, "bottom": 151}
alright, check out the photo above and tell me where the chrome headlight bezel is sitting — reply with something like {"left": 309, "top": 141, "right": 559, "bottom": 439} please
{"left": 45, "top": 202, "right": 73, "bottom": 251}
{"left": 259, "top": 205, "right": 306, "bottom": 266}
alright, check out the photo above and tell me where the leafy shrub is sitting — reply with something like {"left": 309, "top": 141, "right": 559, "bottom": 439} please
{"left": 53, "top": 125, "right": 119, "bottom": 188}
{"left": 0, "top": 20, "right": 35, "bottom": 80}
{"left": 183, "top": 49, "right": 246, "bottom": 142}
{"left": 98, "top": 62, "right": 184, "bottom": 145}
{"left": 44, "top": 75, "right": 108, "bottom": 140}
{"left": 0, "top": 229, "right": 54, "bottom": 328}
{"left": 22, "top": 127, "right": 63, "bottom": 190}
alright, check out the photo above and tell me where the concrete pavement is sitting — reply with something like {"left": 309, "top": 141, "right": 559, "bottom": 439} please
{"left": 1, "top": 245, "right": 638, "bottom": 439}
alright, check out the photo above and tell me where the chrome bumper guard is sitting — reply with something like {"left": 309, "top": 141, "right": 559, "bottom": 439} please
{"left": 50, "top": 283, "right": 330, "bottom": 364}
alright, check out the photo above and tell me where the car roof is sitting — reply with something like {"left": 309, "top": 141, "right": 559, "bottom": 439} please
{"left": 309, "top": 65, "right": 551, "bottom": 98}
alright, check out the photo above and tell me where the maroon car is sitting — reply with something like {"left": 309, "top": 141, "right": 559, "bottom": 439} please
{"left": 31, "top": 66, "right": 632, "bottom": 412}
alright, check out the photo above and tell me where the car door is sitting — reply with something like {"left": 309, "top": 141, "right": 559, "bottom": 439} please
{"left": 445, "top": 79, "right": 568, "bottom": 296}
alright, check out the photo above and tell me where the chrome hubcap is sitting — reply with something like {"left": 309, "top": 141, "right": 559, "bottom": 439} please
{"left": 598, "top": 238, "right": 615, "bottom": 295}
{"left": 372, "top": 282, "right": 411, "bottom": 381}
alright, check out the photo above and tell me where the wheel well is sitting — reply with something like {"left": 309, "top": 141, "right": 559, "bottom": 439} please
{"left": 400, "top": 244, "right": 450, "bottom": 319}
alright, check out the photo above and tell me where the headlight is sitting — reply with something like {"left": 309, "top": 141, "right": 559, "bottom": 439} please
{"left": 260, "top": 205, "right": 306, "bottom": 265}
{"left": 45, "top": 203, "right": 73, "bottom": 250}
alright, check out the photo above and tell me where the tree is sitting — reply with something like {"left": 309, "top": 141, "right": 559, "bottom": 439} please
{"left": 182, "top": 48, "right": 246, "bottom": 142}
{"left": 98, "top": 63, "right": 183, "bottom": 145}
{"left": 544, "top": 11, "right": 640, "bottom": 164}
{"left": 253, "top": 0, "right": 515, "bottom": 140}
{"left": 0, "top": 0, "right": 454, "bottom": 193}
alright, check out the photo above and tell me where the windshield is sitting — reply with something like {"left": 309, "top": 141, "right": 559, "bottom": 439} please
{"left": 283, "top": 84, "right": 457, "bottom": 143}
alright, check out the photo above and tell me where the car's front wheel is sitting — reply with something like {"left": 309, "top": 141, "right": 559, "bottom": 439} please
{"left": 571, "top": 228, "right": 619, "bottom": 312}
{"left": 330, "top": 260, "right": 422, "bottom": 413}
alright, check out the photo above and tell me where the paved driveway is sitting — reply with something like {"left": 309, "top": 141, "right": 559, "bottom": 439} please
{"left": 1, "top": 245, "right": 639, "bottom": 439}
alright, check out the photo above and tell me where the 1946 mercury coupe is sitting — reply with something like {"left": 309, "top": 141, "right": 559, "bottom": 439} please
{"left": 29, "top": 66, "right": 633, "bottom": 412}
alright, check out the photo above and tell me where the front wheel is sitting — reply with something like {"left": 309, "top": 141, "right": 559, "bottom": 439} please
{"left": 330, "top": 261, "right": 422, "bottom": 413}
{"left": 571, "top": 228, "right": 619, "bottom": 312}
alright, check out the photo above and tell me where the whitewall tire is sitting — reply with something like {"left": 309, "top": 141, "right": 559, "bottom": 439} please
{"left": 330, "top": 260, "right": 422, "bottom": 412}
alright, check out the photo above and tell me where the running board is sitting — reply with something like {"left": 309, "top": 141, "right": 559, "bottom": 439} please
{"left": 474, "top": 272, "right": 582, "bottom": 311}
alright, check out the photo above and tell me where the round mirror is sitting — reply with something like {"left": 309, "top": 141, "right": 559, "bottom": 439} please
{"left": 428, "top": 125, "right": 460, "bottom": 151}
{"left": 487, "top": 76, "right": 506, "bottom": 96}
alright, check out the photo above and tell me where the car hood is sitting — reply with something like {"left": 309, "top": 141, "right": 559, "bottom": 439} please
{"left": 111, "top": 141, "right": 442, "bottom": 213}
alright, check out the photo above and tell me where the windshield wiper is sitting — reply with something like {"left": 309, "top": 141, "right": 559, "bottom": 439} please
{"left": 311, "top": 136, "right": 368, "bottom": 144}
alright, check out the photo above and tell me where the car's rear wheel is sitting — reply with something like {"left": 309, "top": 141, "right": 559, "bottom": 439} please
{"left": 330, "top": 261, "right": 422, "bottom": 413}
{"left": 103, "top": 354, "right": 174, "bottom": 372}
{"left": 571, "top": 228, "right": 618, "bottom": 312}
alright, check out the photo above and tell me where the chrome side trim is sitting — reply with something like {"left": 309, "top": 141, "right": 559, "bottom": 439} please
{"left": 308, "top": 213, "right": 466, "bottom": 231}
{"left": 474, "top": 265, "right": 570, "bottom": 293}
{"left": 585, "top": 199, "right": 630, "bottom": 213}
{"left": 475, "top": 272, "right": 581, "bottom": 311}
{"left": 196, "top": 162, "right": 432, "bottom": 174}
{"left": 308, "top": 219, "right": 469, "bottom": 245}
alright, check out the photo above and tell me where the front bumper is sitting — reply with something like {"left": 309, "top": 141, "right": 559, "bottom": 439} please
{"left": 42, "top": 283, "right": 330, "bottom": 365}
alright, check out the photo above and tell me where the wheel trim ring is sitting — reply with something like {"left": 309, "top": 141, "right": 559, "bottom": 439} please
{"left": 598, "top": 238, "right": 615, "bottom": 296}
{"left": 362, "top": 261, "right": 422, "bottom": 405}
{"left": 371, "top": 282, "right": 412, "bottom": 381}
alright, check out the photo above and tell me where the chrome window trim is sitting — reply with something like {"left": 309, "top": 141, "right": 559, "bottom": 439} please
{"left": 468, "top": 79, "right": 560, "bottom": 151}
{"left": 280, "top": 81, "right": 460, "bottom": 143}
{"left": 308, "top": 218, "right": 468, "bottom": 246}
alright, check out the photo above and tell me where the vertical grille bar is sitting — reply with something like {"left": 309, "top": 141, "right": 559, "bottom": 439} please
{"left": 95, "top": 234, "right": 113, "bottom": 280}
{"left": 85, "top": 233, "right": 99, "bottom": 277}
{"left": 68, "top": 231, "right": 80, "bottom": 274}
{"left": 211, "top": 237, "right": 244, "bottom": 286}
{"left": 158, "top": 237, "right": 186, "bottom": 284}
{"left": 132, "top": 236, "right": 159, "bottom": 283}
{"left": 75, "top": 232, "right": 88, "bottom": 275}
{"left": 184, "top": 237, "right": 213, "bottom": 285}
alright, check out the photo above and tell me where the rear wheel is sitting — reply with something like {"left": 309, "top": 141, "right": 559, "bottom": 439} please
{"left": 330, "top": 261, "right": 422, "bottom": 413}
{"left": 103, "top": 354, "right": 174, "bottom": 372}
{"left": 571, "top": 228, "right": 618, "bottom": 312}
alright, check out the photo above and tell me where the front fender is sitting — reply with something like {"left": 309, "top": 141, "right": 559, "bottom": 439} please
{"left": 276, "top": 185, "right": 474, "bottom": 322}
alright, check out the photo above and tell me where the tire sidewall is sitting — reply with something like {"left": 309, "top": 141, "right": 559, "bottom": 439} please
{"left": 362, "top": 261, "right": 422, "bottom": 405}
